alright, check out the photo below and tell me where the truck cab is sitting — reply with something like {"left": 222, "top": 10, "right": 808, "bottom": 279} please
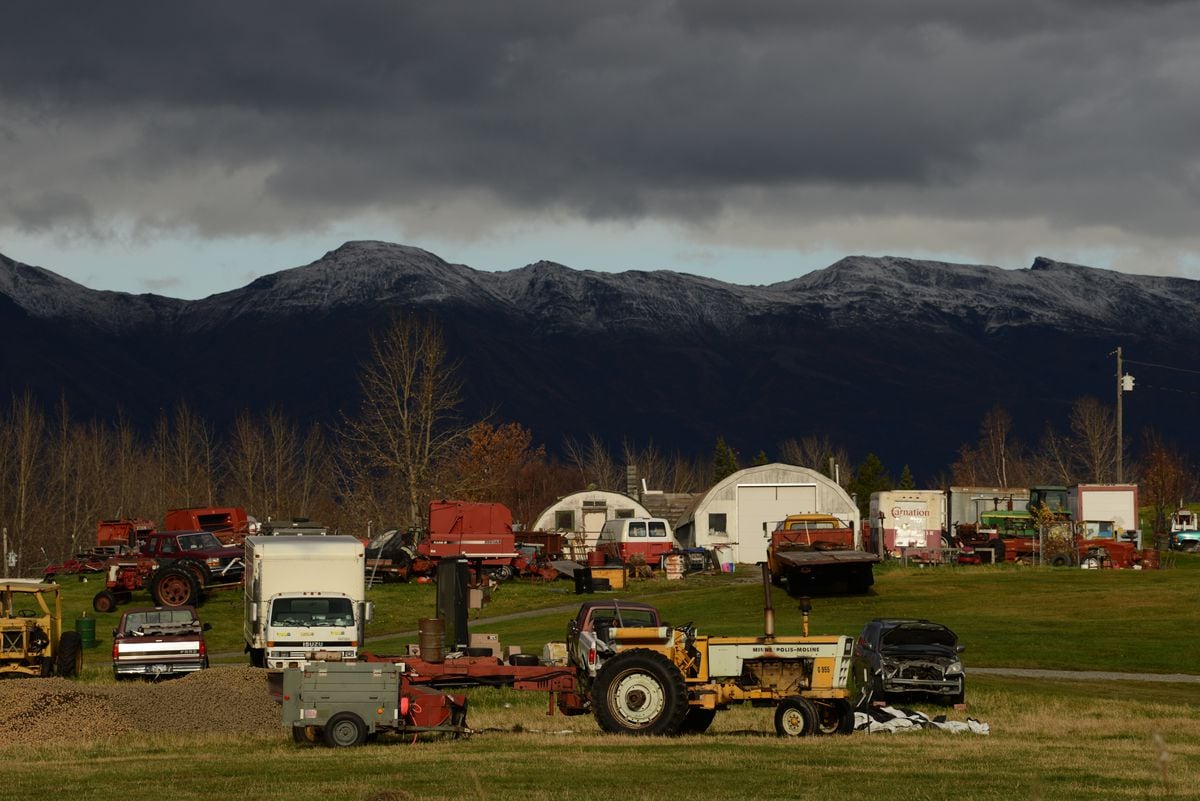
{"left": 566, "top": 600, "right": 662, "bottom": 678}
{"left": 595, "top": 518, "right": 678, "bottom": 565}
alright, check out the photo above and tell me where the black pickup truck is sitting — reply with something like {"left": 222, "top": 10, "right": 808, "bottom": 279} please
{"left": 112, "top": 605, "right": 210, "bottom": 680}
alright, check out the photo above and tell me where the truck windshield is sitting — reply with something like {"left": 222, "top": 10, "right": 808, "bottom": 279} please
{"left": 177, "top": 532, "right": 223, "bottom": 550}
{"left": 270, "top": 597, "right": 355, "bottom": 627}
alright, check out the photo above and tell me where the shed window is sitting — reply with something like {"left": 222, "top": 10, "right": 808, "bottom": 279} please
{"left": 615, "top": 509, "right": 635, "bottom": 519}
{"left": 708, "top": 513, "right": 727, "bottom": 536}
{"left": 555, "top": 511, "right": 575, "bottom": 530}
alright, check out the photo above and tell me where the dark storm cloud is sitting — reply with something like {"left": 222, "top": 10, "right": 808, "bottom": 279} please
{"left": 2, "top": 0, "right": 1198, "bottom": 242}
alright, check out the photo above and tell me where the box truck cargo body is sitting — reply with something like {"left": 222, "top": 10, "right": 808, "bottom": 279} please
{"left": 244, "top": 535, "right": 372, "bottom": 671}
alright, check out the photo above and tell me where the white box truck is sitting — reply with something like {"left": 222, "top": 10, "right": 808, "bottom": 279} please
{"left": 243, "top": 535, "right": 372, "bottom": 670}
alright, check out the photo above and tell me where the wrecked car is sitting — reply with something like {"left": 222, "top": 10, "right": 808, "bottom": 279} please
{"left": 852, "top": 618, "right": 965, "bottom": 706}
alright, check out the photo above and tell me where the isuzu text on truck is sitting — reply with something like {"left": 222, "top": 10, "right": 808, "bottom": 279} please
{"left": 244, "top": 535, "right": 373, "bottom": 670}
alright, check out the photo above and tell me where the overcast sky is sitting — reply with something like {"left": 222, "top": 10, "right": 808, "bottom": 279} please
{"left": 2, "top": 1, "right": 1199, "bottom": 298}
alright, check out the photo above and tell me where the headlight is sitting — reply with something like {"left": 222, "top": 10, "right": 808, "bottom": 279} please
{"left": 206, "top": 558, "right": 221, "bottom": 568}
{"left": 946, "top": 661, "right": 963, "bottom": 675}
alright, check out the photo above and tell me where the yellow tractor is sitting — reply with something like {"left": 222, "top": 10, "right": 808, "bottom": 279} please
{"left": 587, "top": 565, "right": 855, "bottom": 736}
{"left": 1, "top": 579, "right": 83, "bottom": 678}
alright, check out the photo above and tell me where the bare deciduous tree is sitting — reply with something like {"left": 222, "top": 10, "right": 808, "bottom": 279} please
{"left": 562, "top": 433, "right": 621, "bottom": 491}
{"left": 338, "top": 316, "right": 463, "bottom": 529}
{"left": 1069, "top": 397, "right": 1119, "bottom": 482}
{"left": 778, "top": 435, "right": 852, "bottom": 486}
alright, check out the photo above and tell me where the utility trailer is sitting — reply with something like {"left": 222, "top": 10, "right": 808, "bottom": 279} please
{"left": 283, "top": 662, "right": 469, "bottom": 747}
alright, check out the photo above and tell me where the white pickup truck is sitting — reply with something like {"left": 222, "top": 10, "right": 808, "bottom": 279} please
{"left": 112, "top": 605, "right": 210, "bottom": 680}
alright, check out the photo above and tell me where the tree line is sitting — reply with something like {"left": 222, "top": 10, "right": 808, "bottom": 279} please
{"left": 1, "top": 317, "right": 1193, "bottom": 574}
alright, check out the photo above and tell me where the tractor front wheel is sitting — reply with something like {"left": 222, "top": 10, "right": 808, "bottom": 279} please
{"left": 774, "top": 697, "right": 819, "bottom": 737}
{"left": 93, "top": 590, "right": 118, "bottom": 614}
{"left": 814, "top": 699, "right": 855, "bottom": 735}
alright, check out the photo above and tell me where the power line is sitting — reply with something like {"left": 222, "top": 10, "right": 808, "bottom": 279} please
{"left": 1123, "top": 358, "right": 1200, "bottom": 377}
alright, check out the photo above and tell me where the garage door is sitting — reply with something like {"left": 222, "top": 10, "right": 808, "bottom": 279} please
{"left": 735, "top": 484, "right": 818, "bottom": 563}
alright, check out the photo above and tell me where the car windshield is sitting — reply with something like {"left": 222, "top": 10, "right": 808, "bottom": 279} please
{"left": 270, "top": 597, "right": 355, "bottom": 627}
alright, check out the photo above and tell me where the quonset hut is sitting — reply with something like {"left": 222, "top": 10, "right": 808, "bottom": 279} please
{"left": 531, "top": 490, "right": 652, "bottom": 557}
{"left": 674, "top": 463, "right": 860, "bottom": 565}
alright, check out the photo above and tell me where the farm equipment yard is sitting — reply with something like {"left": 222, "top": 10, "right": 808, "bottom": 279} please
{"left": 1, "top": 555, "right": 1198, "bottom": 800}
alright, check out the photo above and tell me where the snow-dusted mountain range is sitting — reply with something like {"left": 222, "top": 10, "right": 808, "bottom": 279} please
{"left": 2, "top": 241, "right": 1197, "bottom": 477}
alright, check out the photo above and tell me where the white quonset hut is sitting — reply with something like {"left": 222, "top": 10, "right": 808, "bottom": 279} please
{"left": 675, "top": 463, "right": 861, "bottom": 565}
{"left": 531, "top": 490, "right": 652, "bottom": 555}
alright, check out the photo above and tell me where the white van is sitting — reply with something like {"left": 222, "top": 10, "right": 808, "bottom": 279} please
{"left": 595, "top": 517, "right": 678, "bottom": 563}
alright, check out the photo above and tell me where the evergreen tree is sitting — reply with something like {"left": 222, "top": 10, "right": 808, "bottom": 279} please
{"left": 849, "top": 453, "right": 893, "bottom": 518}
{"left": 898, "top": 464, "right": 916, "bottom": 490}
{"left": 752, "top": 450, "right": 769, "bottom": 466}
{"left": 713, "top": 437, "right": 740, "bottom": 482}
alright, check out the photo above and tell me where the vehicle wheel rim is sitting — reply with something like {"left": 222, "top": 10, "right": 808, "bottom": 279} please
{"left": 159, "top": 576, "right": 190, "bottom": 605}
{"left": 779, "top": 707, "right": 806, "bottom": 736}
{"left": 331, "top": 721, "right": 358, "bottom": 746}
{"left": 610, "top": 671, "right": 666, "bottom": 727}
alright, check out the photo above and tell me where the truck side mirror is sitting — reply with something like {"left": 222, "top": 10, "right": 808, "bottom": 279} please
{"left": 956, "top": 645, "right": 965, "bottom": 653}
{"left": 364, "top": 601, "right": 374, "bottom": 623}
{"left": 249, "top": 606, "right": 258, "bottom": 623}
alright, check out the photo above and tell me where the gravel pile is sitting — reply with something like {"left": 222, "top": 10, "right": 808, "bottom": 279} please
{"left": 0, "top": 666, "right": 279, "bottom": 747}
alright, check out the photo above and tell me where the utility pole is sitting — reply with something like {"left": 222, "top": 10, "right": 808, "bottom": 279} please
{"left": 1113, "top": 346, "right": 1135, "bottom": 483}
{"left": 1115, "top": 346, "right": 1123, "bottom": 483}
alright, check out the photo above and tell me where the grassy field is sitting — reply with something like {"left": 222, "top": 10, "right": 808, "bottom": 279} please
{"left": 13, "top": 554, "right": 1200, "bottom": 800}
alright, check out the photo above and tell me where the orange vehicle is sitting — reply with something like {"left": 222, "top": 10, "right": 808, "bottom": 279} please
{"left": 766, "top": 513, "right": 879, "bottom": 595}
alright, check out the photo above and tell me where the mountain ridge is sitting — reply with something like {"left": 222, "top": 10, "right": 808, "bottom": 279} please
{"left": 1, "top": 242, "right": 1197, "bottom": 477}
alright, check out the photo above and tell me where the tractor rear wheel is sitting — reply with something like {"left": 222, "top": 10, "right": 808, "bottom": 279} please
{"left": 774, "top": 697, "right": 819, "bottom": 737}
{"left": 176, "top": 557, "right": 212, "bottom": 589}
{"left": 151, "top": 566, "right": 200, "bottom": 607}
{"left": 592, "top": 648, "right": 688, "bottom": 736}
{"left": 56, "top": 631, "right": 83, "bottom": 678}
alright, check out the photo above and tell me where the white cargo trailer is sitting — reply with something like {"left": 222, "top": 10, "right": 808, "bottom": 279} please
{"left": 243, "top": 535, "right": 372, "bottom": 670}
{"left": 1069, "top": 484, "right": 1140, "bottom": 547}
{"left": 869, "top": 490, "right": 947, "bottom": 560}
